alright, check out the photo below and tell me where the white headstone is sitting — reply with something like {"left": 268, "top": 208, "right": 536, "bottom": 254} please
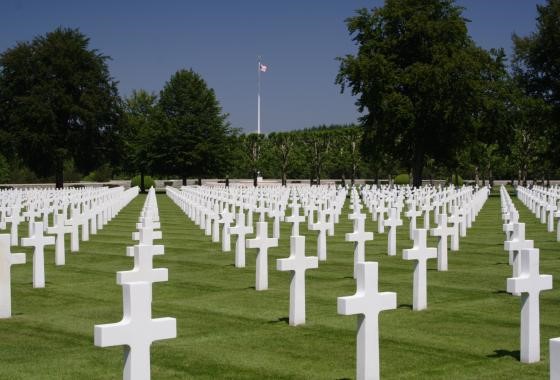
{"left": 220, "top": 209, "right": 234, "bottom": 252}
{"left": 0, "top": 234, "right": 25, "bottom": 318}
{"left": 430, "top": 214, "right": 453, "bottom": 271}
{"left": 20, "top": 222, "right": 54, "bottom": 288}
{"left": 47, "top": 213, "right": 72, "bottom": 266}
{"left": 310, "top": 210, "right": 330, "bottom": 261}
{"left": 285, "top": 204, "right": 305, "bottom": 236}
{"left": 246, "top": 222, "right": 277, "bottom": 290}
{"left": 384, "top": 207, "right": 402, "bottom": 256}
{"left": 228, "top": 211, "right": 253, "bottom": 268}
{"left": 338, "top": 262, "right": 397, "bottom": 380}
{"left": 403, "top": 229, "right": 437, "bottom": 311}
{"left": 345, "top": 217, "right": 373, "bottom": 279}
{"left": 276, "top": 235, "right": 318, "bottom": 325}
{"left": 507, "top": 248, "right": 552, "bottom": 363}
{"left": 94, "top": 282, "right": 177, "bottom": 380}
{"left": 550, "top": 338, "right": 560, "bottom": 380}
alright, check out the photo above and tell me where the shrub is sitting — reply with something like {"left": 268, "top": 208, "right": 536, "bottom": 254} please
{"left": 449, "top": 174, "right": 464, "bottom": 186}
{"left": 83, "top": 163, "right": 112, "bottom": 182}
{"left": 394, "top": 173, "right": 410, "bottom": 185}
{"left": 131, "top": 175, "right": 155, "bottom": 190}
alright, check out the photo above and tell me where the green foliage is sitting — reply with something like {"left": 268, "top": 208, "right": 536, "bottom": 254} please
{"left": 449, "top": 174, "right": 464, "bottom": 186}
{"left": 0, "top": 27, "right": 122, "bottom": 188}
{"left": 336, "top": 0, "right": 499, "bottom": 186}
{"left": 63, "top": 159, "right": 82, "bottom": 182}
{"left": 83, "top": 163, "right": 112, "bottom": 182}
{"left": 0, "top": 154, "right": 9, "bottom": 183}
{"left": 157, "top": 69, "right": 232, "bottom": 181}
{"left": 130, "top": 175, "right": 155, "bottom": 189}
{"left": 394, "top": 173, "right": 410, "bottom": 185}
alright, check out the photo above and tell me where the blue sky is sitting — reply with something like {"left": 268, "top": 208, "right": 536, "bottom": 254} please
{"left": 0, "top": 0, "right": 547, "bottom": 134}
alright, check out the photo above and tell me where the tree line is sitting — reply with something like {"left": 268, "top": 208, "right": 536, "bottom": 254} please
{"left": 0, "top": 0, "right": 558, "bottom": 189}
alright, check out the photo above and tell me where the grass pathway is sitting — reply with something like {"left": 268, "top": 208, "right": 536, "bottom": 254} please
{"left": 0, "top": 190, "right": 558, "bottom": 379}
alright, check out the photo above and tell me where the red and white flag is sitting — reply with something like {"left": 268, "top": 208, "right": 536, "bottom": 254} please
{"left": 259, "top": 63, "right": 268, "bottom": 72}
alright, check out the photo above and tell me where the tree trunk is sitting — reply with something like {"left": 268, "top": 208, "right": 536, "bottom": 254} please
{"left": 55, "top": 151, "right": 64, "bottom": 189}
{"left": 412, "top": 151, "right": 424, "bottom": 188}
{"left": 282, "top": 172, "right": 287, "bottom": 187}
{"left": 182, "top": 176, "right": 187, "bottom": 186}
{"left": 489, "top": 169, "right": 494, "bottom": 188}
{"left": 140, "top": 172, "right": 146, "bottom": 193}
{"left": 474, "top": 166, "right": 479, "bottom": 187}
{"left": 197, "top": 178, "right": 202, "bottom": 186}
{"left": 253, "top": 171, "right": 258, "bottom": 187}
{"left": 454, "top": 169, "right": 459, "bottom": 186}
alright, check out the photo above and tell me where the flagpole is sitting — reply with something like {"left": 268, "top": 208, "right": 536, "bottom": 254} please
{"left": 257, "top": 55, "right": 261, "bottom": 135}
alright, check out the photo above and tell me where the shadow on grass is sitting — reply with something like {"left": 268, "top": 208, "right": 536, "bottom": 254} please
{"left": 336, "top": 378, "right": 351, "bottom": 380}
{"left": 267, "top": 317, "right": 289, "bottom": 324}
{"left": 493, "top": 290, "right": 509, "bottom": 295}
{"left": 398, "top": 304, "right": 412, "bottom": 310}
{"left": 342, "top": 276, "right": 354, "bottom": 279}
{"left": 494, "top": 262, "right": 509, "bottom": 265}
{"left": 487, "top": 349, "right": 520, "bottom": 360}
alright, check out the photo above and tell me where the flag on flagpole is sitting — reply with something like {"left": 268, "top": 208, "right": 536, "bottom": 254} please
{"left": 259, "top": 63, "right": 268, "bottom": 72}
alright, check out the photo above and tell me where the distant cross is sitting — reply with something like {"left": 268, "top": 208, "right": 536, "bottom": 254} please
{"left": 506, "top": 248, "right": 553, "bottom": 363}
{"left": 118, "top": 243, "right": 166, "bottom": 287}
{"left": 0, "top": 234, "right": 25, "bottom": 318}
{"left": 430, "top": 214, "right": 453, "bottom": 271}
{"left": 384, "top": 208, "right": 403, "bottom": 256}
{"left": 405, "top": 203, "right": 422, "bottom": 240}
{"left": 345, "top": 217, "right": 374, "bottom": 279}
{"left": 94, "top": 282, "right": 177, "bottom": 380}
{"left": 268, "top": 204, "right": 282, "bottom": 239}
{"left": 220, "top": 209, "right": 234, "bottom": 252}
{"left": 503, "top": 209, "right": 519, "bottom": 241}
{"left": 211, "top": 204, "right": 221, "bottom": 242}
{"left": 421, "top": 201, "right": 431, "bottom": 229}
{"left": 132, "top": 226, "right": 162, "bottom": 246}
{"left": 310, "top": 209, "right": 330, "bottom": 261}
{"left": 277, "top": 235, "right": 318, "bottom": 326}
{"left": 5, "top": 206, "right": 21, "bottom": 246}
{"left": 448, "top": 208, "right": 460, "bottom": 251}
{"left": 504, "top": 223, "right": 534, "bottom": 296}
{"left": 229, "top": 211, "right": 254, "bottom": 269}
{"left": 247, "top": 221, "right": 278, "bottom": 290}
{"left": 47, "top": 213, "right": 72, "bottom": 266}
{"left": 285, "top": 204, "right": 305, "bottom": 236}
{"left": 375, "top": 203, "right": 387, "bottom": 234}
{"left": 338, "top": 262, "right": 397, "bottom": 380}
{"left": 403, "top": 229, "right": 437, "bottom": 311}
{"left": 20, "top": 222, "right": 54, "bottom": 288}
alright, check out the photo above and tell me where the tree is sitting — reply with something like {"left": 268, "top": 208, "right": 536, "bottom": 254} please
{"left": 240, "top": 133, "right": 265, "bottom": 186}
{"left": 301, "top": 128, "right": 331, "bottom": 185}
{"left": 158, "top": 69, "right": 231, "bottom": 185}
{"left": 122, "top": 89, "right": 158, "bottom": 192}
{"left": 336, "top": 0, "right": 490, "bottom": 186}
{"left": 512, "top": 0, "right": 560, "bottom": 169}
{"left": 268, "top": 132, "right": 294, "bottom": 186}
{"left": 0, "top": 27, "right": 121, "bottom": 188}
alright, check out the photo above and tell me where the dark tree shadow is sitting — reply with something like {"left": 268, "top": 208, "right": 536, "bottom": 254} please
{"left": 494, "top": 262, "right": 509, "bottom": 265}
{"left": 398, "top": 304, "right": 412, "bottom": 310}
{"left": 268, "top": 317, "right": 289, "bottom": 324}
{"left": 224, "top": 263, "right": 235, "bottom": 267}
{"left": 342, "top": 276, "right": 354, "bottom": 279}
{"left": 487, "top": 349, "right": 520, "bottom": 360}
{"left": 245, "top": 286, "right": 255, "bottom": 290}
{"left": 493, "top": 290, "right": 509, "bottom": 295}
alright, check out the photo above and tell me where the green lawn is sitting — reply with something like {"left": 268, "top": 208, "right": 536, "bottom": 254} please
{"left": 0, "top": 190, "right": 558, "bottom": 379}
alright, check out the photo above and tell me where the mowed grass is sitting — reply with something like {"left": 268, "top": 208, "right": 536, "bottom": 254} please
{"left": 0, "top": 189, "right": 559, "bottom": 379}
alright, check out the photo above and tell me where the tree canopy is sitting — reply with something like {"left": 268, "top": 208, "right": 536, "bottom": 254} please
{"left": 0, "top": 27, "right": 121, "bottom": 188}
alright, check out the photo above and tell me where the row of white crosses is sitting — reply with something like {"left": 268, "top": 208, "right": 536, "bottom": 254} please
{"left": 95, "top": 187, "right": 176, "bottom": 380}
{"left": 501, "top": 185, "right": 559, "bottom": 374}
{"left": 516, "top": 185, "right": 560, "bottom": 241}
{"left": 0, "top": 187, "right": 139, "bottom": 319}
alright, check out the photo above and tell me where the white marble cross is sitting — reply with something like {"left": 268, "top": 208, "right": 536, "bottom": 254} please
{"left": 229, "top": 212, "right": 253, "bottom": 269}
{"left": 448, "top": 209, "right": 460, "bottom": 251}
{"left": 506, "top": 248, "right": 552, "bottom": 363}
{"left": 132, "top": 226, "right": 162, "bottom": 246}
{"left": 220, "top": 209, "right": 234, "bottom": 252}
{"left": 94, "top": 282, "right": 177, "bottom": 380}
{"left": 338, "top": 262, "right": 397, "bottom": 380}
{"left": 0, "top": 234, "right": 25, "bottom": 318}
{"left": 430, "top": 214, "right": 453, "bottom": 271}
{"left": 247, "top": 221, "right": 278, "bottom": 290}
{"left": 310, "top": 209, "right": 330, "bottom": 261}
{"left": 20, "top": 222, "right": 54, "bottom": 288}
{"left": 550, "top": 338, "right": 560, "bottom": 379}
{"left": 403, "top": 229, "right": 437, "bottom": 311}
{"left": 268, "top": 205, "right": 282, "bottom": 239}
{"left": 118, "top": 243, "right": 166, "bottom": 286}
{"left": 6, "top": 206, "right": 22, "bottom": 246}
{"left": 505, "top": 223, "right": 534, "bottom": 297}
{"left": 285, "top": 204, "right": 305, "bottom": 236}
{"left": 211, "top": 204, "right": 221, "bottom": 242}
{"left": 47, "top": 213, "right": 72, "bottom": 266}
{"left": 276, "top": 235, "right": 318, "bottom": 325}
{"left": 384, "top": 208, "right": 402, "bottom": 256}
{"left": 345, "top": 217, "right": 373, "bottom": 279}
{"left": 405, "top": 203, "right": 421, "bottom": 240}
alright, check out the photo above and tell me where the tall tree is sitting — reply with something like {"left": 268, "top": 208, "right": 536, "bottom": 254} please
{"left": 336, "top": 0, "right": 489, "bottom": 186}
{"left": 513, "top": 0, "right": 560, "bottom": 168}
{"left": 268, "top": 132, "right": 294, "bottom": 186}
{"left": 122, "top": 89, "right": 158, "bottom": 192}
{"left": 0, "top": 27, "right": 121, "bottom": 188}
{"left": 158, "top": 69, "right": 231, "bottom": 185}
